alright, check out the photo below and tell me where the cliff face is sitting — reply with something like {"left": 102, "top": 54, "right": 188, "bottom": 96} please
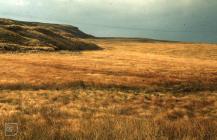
{"left": 0, "top": 18, "right": 101, "bottom": 52}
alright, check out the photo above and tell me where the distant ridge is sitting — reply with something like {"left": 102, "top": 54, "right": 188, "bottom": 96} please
{"left": 0, "top": 18, "right": 101, "bottom": 52}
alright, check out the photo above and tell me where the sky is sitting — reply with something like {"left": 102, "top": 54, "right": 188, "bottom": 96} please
{"left": 0, "top": 0, "right": 217, "bottom": 43}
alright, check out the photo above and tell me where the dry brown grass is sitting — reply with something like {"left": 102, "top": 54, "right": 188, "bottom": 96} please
{"left": 0, "top": 90, "right": 217, "bottom": 140}
{"left": 1, "top": 39, "right": 217, "bottom": 92}
{"left": 0, "top": 39, "right": 217, "bottom": 139}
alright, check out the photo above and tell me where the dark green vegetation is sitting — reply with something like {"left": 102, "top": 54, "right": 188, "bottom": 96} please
{"left": 0, "top": 18, "right": 101, "bottom": 52}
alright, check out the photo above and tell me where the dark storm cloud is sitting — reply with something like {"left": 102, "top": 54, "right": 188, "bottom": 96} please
{"left": 0, "top": 0, "right": 217, "bottom": 42}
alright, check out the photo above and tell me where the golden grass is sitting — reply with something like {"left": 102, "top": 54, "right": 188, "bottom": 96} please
{"left": 0, "top": 39, "right": 217, "bottom": 139}
{"left": 1, "top": 40, "right": 217, "bottom": 92}
{"left": 0, "top": 90, "right": 217, "bottom": 139}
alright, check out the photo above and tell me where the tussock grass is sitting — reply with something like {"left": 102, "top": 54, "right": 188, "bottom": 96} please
{"left": 0, "top": 38, "right": 217, "bottom": 139}
{"left": 0, "top": 89, "right": 217, "bottom": 140}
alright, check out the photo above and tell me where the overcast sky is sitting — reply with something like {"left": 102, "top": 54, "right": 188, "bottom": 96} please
{"left": 0, "top": 0, "right": 217, "bottom": 43}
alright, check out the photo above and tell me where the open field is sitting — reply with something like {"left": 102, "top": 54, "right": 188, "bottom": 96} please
{"left": 0, "top": 39, "right": 217, "bottom": 139}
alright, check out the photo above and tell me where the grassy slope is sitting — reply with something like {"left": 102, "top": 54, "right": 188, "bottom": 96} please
{"left": 0, "top": 18, "right": 101, "bottom": 51}
{"left": 0, "top": 39, "right": 217, "bottom": 139}
{"left": 1, "top": 39, "right": 217, "bottom": 92}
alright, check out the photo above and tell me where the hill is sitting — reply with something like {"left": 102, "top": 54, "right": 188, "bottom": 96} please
{"left": 0, "top": 18, "right": 101, "bottom": 52}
